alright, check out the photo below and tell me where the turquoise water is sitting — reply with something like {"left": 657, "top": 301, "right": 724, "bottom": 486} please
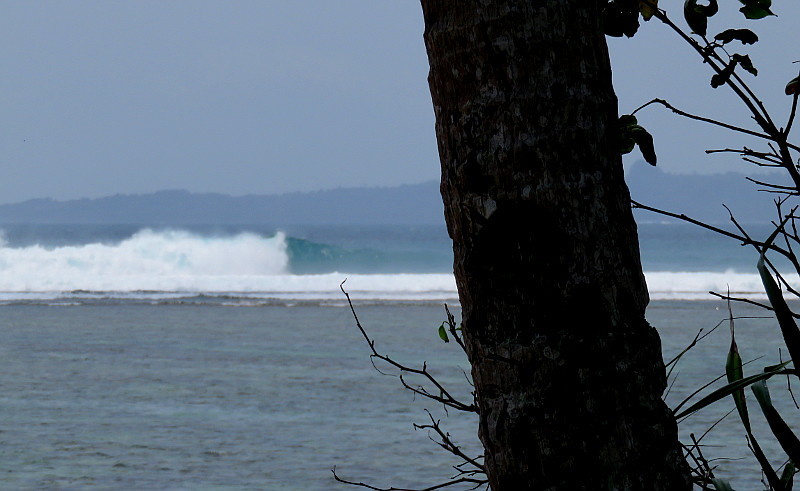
{"left": 0, "top": 222, "right": 780, "bottom": 276}
{"left": 0, "top": 222, "right": 786, "bottom": 302}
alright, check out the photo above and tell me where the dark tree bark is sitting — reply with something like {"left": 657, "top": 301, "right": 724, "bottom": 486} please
{"left": 419, "top": 2, "right": 691, "bottom": 489}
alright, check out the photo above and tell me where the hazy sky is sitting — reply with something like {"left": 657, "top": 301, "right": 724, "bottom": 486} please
{"left": 1, "top": 2, "right": 798, "bottom": 203}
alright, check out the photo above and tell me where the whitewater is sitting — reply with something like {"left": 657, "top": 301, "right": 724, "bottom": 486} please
{"left": 2, "top": 223, "right": 795, "bottom": 490}
{"left": 0, "top": 228, "right": 455, "bottom": 301}
{"left": 0, "top": 226, "right": 786, "bottom": 302}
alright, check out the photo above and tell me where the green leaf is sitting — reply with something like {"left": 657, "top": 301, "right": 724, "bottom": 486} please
{"left": 780, "top": 461, "right": 795, "bottom": 490}
{"left": 699, "top": 0, "right": 719, "bottom": 16}
{"left": 683, "top": 0, "right": 718, "bottom": 35}
{"left": 618, "top": 116, "right": 656, "bottom": 164}
{"left": 711, "top": 60, "right": 738, "bottom": 88}
{"left": 618, "top": 114, "right": 638, "bottom": 126}
{"left": 740, "top": 4, "right": 773, "bottom": 19}
{"left": 739, "top": 0, "right": 775, "bottom": 19}
{"left": 630, "top": 125, "right": 657, "bottom": 166}
{"left": 438, "top": 323, "right": 449, "bottom": 343}
{"left": 749, "top": 433, "right": 785, "bottom": 491}
{"left": 726, "top": 310, "right": 751, "bottom": 432}
{"left": 753, "top": 380, "right": 800, "bottom": 464}
{"left": 617, "top": 115, "right": 638, "bottom": 155}
{"left": 684, "top": 0, "right": 709, "bottom": 36}
{"left": 620, "top": 137, "right": 636, "bottom": 155}
{"left": 757, "top": 255, "right": 800, "bottom": 366}
{"left": 674, "top": 362, "right": 789, "bottom": 419}
{"left": 639, "top": 0, "right": 658, "bottom": 21}
{"left": 729, "top": 288, "right": 784, "bottom": 490}
{"left": 712, "top": 479, "right": 735, "bottom": 491}
{"left": 732, "top": 54, "right": 758, "bottom": 76}
{"left": 714, "top": 28, "right": 758, "bottom": 45}
{"left": 787, "top": 76, "right": 800, "bottom": 96}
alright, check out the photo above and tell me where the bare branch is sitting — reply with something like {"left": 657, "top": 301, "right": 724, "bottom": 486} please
{"left": 414, "top": 410, "right": 486, "bottom": 474}
{"left": 648, "top": 8, "right": 775, "bottom": 139}
{"left": 708, "top": 290, "right": 800, "bottom": 317}
{"left": 631, "top": 200, "right": 796, "bottom": 261}
{"left": 444, "top": 305, "right": 468, "bottom": 355}
{"left": 332, "top": 467, "right": 488, "bottom": 491}
{"left": 712, "top": 50, "right": 777, "bottom": 132}
{"left": 341, "top": 281, "right": 478, "bottom": 414}
{"left": 742, "top": 158, "right": 782, "bottom": 168}
{"left": 643, "top": 6, "right": 800, "bottom": 189}
{"left": 633, "top": 99, "right": 794, "bottom": 149}
{"left": 666, "top": 321, "right": 723, "bottom": 370}
{"left": 745, "top": 177, "right": 799, "bottom": 194}
{"left": 706, "top": 147, "right": 783, "bottom": 165}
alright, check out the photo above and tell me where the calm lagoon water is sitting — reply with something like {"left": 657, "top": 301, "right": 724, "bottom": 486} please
{"left": 0, "top": 303, "right": 480, "bottom": 490}
{"left": 0, "top": 300, "right": 796, "bottom": 490}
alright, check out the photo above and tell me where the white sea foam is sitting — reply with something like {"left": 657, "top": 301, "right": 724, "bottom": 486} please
{"left": 0, "top": 229, "right": 290, "bottom": 292}
{"left": 0, "top": 229, "right": 787, "bottom": 302}
{"left": 644, "top": 271, "right": 782, "bottom": 301}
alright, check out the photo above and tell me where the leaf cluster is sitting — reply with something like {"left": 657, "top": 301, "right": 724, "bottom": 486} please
{"left": 739, "top": 0, "right": 775, "bottom": 20}
{"left": 788, "top": 77, "right": 800, "bottom": 96}
{"left": 714, "top": 28, "right": 758, "bottom": 45}
{"left": 711, "top": 54, "right": 757, "bottom": 88}
{"left": 603, "top": 0, "right": 668, "bottom": 37}
{"left": 618, "top": 114, "right": 657, "bottom": 166}
{"left": 621, "top": 0, "right": 800, "bottom": 489}
{"left": 604, "top": 0, "right": 643, "bottom": 38}
{"left": 684, "top": 0, "right": 718, "bottom": 36}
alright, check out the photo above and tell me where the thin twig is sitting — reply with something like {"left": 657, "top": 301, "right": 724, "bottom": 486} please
{"left": 649, "top": 8, "right": 774, "bottom": 137}
{"left": 414, "top": 410, "right": 486, "bottom": 474}
{"left": 444, "top": 305, "right": 467, "bottom": 355}
{"left": 706, "top": 147, "right": 782, "bottom": 164}
{"left": 708, "top": 291, "right": 797, "bottom": 317}
{"left": 666, "top": 320, "right": 723, "bottom": 369}
{"left": 632, "top": 98, "right": 797, "bottom": 150}
{"left": 631, "top": 200, "right": 796, "bottom": 261}
{"left": 341, "top": 281, "right": 478, "bottom": 414}
{"left": 332, "top": 467, "right": 488, "bottom": 491}
{"left": 674, "top": 356, "right": 767, "bottom": 419}
{"left": 746, "top": 177, "right": 799, "bottom": 194}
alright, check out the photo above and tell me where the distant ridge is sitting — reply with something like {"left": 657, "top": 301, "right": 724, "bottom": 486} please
{"left": 626, "top": 162, "right": 785, "bottom": 224}
{"left": 0, "top": 167, "right": 783, "bottom": 225}
{"left": 0, "top": 182, "right": 444, "bottom": 225}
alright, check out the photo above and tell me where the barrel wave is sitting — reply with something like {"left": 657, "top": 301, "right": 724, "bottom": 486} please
{"left": 0, "top": 228, "right": 457, "bottom": 301}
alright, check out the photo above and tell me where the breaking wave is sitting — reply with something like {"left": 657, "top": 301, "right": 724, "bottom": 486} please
{"left": 0, "top": 229, "right": 289, "bottom": 292}
{"left": 0, "top": 228, "right": 789, "bottom": 302}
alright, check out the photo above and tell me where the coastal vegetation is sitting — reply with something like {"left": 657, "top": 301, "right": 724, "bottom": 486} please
{"left": 335, "top": 1, "right": 800, "bottom": 490}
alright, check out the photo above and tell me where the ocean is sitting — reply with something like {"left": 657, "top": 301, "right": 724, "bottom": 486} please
{"left": 0, "top": 222, "right": 797, "bottom": 489}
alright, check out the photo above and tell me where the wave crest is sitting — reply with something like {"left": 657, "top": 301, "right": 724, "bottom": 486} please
{"left": 0, "top": 229, "right": 289, "bottom": 291}
{"left": 0, "top": 227, "right": 787, "bottom": 303}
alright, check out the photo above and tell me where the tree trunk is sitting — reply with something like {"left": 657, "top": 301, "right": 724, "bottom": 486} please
{"left": 420, "top": 2, "right": 691, "bottom": 489}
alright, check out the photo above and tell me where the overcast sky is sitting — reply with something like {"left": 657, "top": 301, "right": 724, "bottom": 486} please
{"left": 1, "top": 2, "right": 798, "bottom": 203}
